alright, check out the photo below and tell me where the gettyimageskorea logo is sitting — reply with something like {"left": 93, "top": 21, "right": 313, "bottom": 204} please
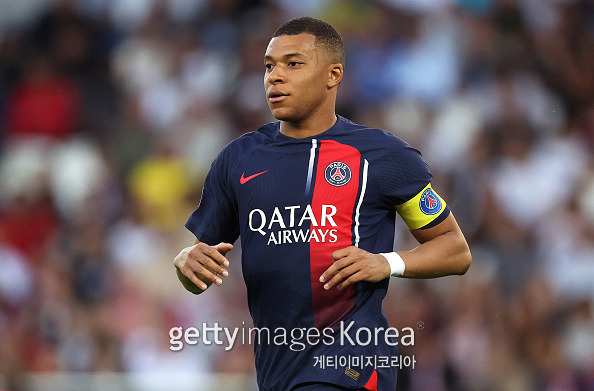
{"left": 168, "top": 321, "right": 416, "bottom": 352}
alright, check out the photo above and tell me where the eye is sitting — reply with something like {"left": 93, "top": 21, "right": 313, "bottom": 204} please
{"left": 288, "top": 61, "right": 302, "bottom": 67}
{"left": 265, "top": 63, "right": 274, "bottom": 71}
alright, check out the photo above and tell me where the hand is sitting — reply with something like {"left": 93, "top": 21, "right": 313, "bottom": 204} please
{"left": 174, "top": 242, "right": 233, "bottom": 292}
{"left": 319, "top": 246, "right": 390, "bottom": 290}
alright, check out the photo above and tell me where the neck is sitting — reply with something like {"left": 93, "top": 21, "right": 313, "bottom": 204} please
{"left": 279, "top": 104, "right": 338, "bottom": 139}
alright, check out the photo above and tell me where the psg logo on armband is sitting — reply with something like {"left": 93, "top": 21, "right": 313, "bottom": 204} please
{"left": 419, "top": 188, "right": 441, "bottom": 215}
{"left": 324, "top": 161, "right": 352, "bottom": 187}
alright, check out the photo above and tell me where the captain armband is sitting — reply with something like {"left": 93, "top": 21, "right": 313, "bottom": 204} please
{"left": 395, "top": 183, "right": 449, "bottom": 230}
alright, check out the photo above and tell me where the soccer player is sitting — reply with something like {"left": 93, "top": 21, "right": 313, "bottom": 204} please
{"left": 174, "top": 17, "right": 471, "bottom": 391}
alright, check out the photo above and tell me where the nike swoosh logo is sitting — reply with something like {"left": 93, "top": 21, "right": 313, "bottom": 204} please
{"left": 240, "top": 170, "right": 268, "bottom": 184}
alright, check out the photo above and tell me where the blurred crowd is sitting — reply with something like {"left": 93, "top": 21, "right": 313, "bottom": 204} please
{"left": 0, "top": 0, "right": 593, "bottom": 390}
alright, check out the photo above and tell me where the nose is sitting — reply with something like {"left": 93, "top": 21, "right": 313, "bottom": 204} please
{"left": 266, "top": 66, "right": 285, "bottom": 85}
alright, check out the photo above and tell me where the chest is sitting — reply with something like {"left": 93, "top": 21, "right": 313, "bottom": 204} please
{"left": 228, "top": 138, "right": 389, "bottom": 256}
{"left": 232, "top": 140, "right": 370, "bottom": 214}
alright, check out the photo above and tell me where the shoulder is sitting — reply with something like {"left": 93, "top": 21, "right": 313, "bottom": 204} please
{"left": 339, "top": 119, "right": 432, "bottom": 196}
{"left": 363, "top": 128, "right": 413, "bottom": 154}
{"left": 338, "top": 117, "right": 422, "bottom": 165}
{"left": 215, "top": 122, "right": 276, "bottom": 162}
{"left": 338, "top": 116, "right": 413, "bottom": 150}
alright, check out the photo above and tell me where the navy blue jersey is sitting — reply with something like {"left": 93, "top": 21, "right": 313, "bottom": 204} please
{"left": 186, "top": 116, "right": 450, "bottom": 390}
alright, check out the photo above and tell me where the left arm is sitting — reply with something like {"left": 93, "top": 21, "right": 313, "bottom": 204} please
{"left": 399, "top": 212, "right": 471, "bottom": 278}
{"left": 319, "top": 213, "right": 471, "bottom": 290}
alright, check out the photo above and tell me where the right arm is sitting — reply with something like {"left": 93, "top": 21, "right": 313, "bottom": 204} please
{"left": 174, "top": 239, "right": 233, "bottom": 294}
{"left": 178, "top": 145, "right": 238, "bottom": 294}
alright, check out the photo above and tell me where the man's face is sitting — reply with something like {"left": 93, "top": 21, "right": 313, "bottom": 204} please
{"left": 264, "top": 33, "right": 331, "bottom": 123}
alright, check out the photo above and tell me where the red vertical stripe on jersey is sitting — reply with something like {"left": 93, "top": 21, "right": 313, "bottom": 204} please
{"left": 363, "top": 370, "right": 378, "bottom": 391}
{"left": 310, "top": 140, "right": 360, "bottom": 329}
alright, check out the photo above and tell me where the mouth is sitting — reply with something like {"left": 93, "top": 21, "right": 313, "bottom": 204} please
{"left": 268, "top": 91, "right": 288, "bottom": 103}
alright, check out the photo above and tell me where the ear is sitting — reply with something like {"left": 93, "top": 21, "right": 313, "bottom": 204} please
{"left": 327, "top": 63, "right": 343, "bottom": 89}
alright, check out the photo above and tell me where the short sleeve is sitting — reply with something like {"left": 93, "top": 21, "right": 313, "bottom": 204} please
{"left": 373, "top": 136, "right": 450, "bottom": 230}
{"left": 185, "top": 151, "right": 240, "bottom": 245}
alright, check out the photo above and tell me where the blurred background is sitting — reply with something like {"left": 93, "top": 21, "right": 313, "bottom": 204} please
{"left": 0, "top": 0, "right": 593, "bottom": 390}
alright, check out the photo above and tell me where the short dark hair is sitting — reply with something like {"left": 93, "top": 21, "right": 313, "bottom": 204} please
{"left": 272, "top": 17, "right": 345, "bottom": 65}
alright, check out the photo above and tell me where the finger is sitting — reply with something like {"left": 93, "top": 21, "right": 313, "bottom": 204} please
{"left": 181, "top": 264, "right": 208, "bottom": 291}
{"left": 336, "top": 271, "right": 366, "bottom": 290}
{"left": 196, "top": 252, "right": 229, "bottom": 277}
{"left": 323, "top": 263, "right": 361, "bottom": 290}
{"left": 202, "top": 244, "right": 232, "bottom": 268}
{"left": 331, "top": 246, "right": 355, "bottom": 262}
{"left": 193, "top": 257, "right": 221, "bottom": 277}
{"left": 319, "top": 256, "right": 356, "bottom": 283}
{"left": 185, "top": 257, "right": 224, "bottom": 286}
{"left": 191, "top": 245, "right": 230, "bottom": 275}
{"left": 215, "top": 243, "right": 233, "bottom": 257}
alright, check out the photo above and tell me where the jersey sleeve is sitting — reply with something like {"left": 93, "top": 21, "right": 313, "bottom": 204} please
{"left": 185, "top": 150, "right": 240, "bottom": 245}
{"left": 374, "top": 136, "right": 450, "bottom": 230}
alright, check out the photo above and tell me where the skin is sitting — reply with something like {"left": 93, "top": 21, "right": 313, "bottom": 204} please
{"left": 174, "top": 33, "right": 471, "bottom": 294}
{"left": 264, "top": 33, "right": 343, "bottom": 138}
{"left": 175, "top": 240, "right": 231, "bottom": 294}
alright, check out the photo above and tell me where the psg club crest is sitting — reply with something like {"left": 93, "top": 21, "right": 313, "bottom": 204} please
{"left": 324, "top": 161, "right": 352, "bottom": 187}
{"left": 419, "top": 188, "right": 441, "bottom": 215}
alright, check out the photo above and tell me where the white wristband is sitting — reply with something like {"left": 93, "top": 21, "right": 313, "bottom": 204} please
{"left": 380, "top": 252, "right": 405, "bottom": 277}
